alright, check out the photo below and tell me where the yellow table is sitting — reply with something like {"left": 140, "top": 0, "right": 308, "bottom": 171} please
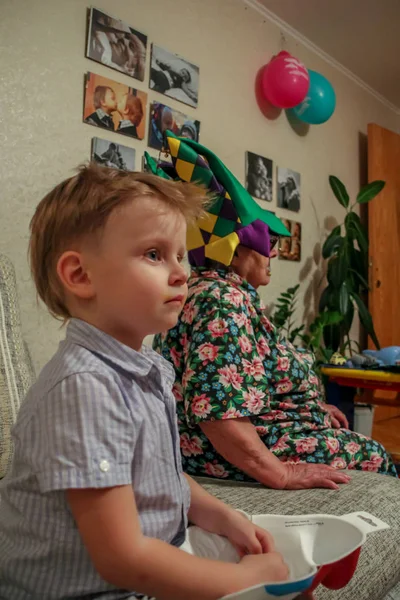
{"left": 321, "top": 367, "right": 400, "bottom": 406}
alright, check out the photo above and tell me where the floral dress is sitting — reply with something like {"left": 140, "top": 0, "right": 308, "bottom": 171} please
{"left": 154, "top": 268, "right": 397, "bottom": 481}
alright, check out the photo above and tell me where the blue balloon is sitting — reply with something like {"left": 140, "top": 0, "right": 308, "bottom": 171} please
{"left": 288, "top": 69, "right": 336, "bottom": 124}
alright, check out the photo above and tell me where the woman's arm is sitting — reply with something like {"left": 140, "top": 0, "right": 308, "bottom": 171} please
{"left": 67, "top": 485, "right": 288, "bottom": 600}
{"left": 200, "top": 418, "right": 351, "bottom": 490}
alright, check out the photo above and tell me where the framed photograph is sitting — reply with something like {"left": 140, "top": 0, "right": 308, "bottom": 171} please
{"left": 148, "top": 101, "right": 200, "bottom": 151}
{"left": 279, "top": 219, "right": 301, "bottom": 262}
{"left": 246, "top": 151, "right": 273, "bottom": 202}
{"left": 91, "top": 137, "right": 136, "bottom": 171}
{"left": 150, "top": 44, "right": 199, "bottom": 108}
{"left": 277, "top": 167, "right": 301, "bottom": 212}
{"left": 86, "top": 7, "right": 147, "bottom": 82}
{"left": 83, "top": 72, "right": 147, "bottom": 140}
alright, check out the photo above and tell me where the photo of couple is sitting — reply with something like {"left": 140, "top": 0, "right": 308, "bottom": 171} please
{"left": 150, "top": 45, "right": 199, "bottom": 108}
{"left": 83, "top": 72, "right": 147, "bottom": 140}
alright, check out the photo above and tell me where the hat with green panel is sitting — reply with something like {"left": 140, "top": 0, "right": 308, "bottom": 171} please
{"left": 144, "top": 131, "right": 290, "bottom": 266}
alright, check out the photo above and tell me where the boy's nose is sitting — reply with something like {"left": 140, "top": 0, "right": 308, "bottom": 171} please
{"left": 170, "top": 263, "right": 188, "bottom": 286}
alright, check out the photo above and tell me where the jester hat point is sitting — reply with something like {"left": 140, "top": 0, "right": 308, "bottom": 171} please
{"left": 144, "top": 132, "right": 290, "bottom": 266}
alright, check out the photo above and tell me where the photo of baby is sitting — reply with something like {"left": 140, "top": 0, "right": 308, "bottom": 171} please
{"left": 86, "top": 7, "right": 147, "bottom": 82}
{"left": 246, "top": 151, "right": 273, "bottom": 202}
{"left": 83, "top": 72, "right": 147, "bottom": 140}
{"left": 279, "top": 219, "right": 302, "bottom": 262}
{"left": 150, "top": 44, "right": 199, "bottom": 108}
{"left": 148, "top": 101, "right": 200, "bottom": 151}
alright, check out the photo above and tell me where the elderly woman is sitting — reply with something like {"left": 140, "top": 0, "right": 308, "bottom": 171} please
{"left": 146, "top": 134, "right": 397, "bottom": 490}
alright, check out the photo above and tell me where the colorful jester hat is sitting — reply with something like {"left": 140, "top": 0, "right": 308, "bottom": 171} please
{"left": 144, "top": 131, "right": 291, "bottom": 267}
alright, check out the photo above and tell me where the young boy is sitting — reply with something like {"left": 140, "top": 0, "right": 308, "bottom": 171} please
{"left": 0, "top": 164, "right": 288, "bottom": 600}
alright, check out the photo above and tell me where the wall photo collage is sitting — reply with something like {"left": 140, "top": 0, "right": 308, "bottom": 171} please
{"left": 245, "top": 151, "right": 302, "bottom": 262}
{"left": 84, "top": 6, "right": 200, "bottom": 172}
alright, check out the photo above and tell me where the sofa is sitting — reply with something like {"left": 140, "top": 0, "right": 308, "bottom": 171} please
{"left": 1, "top": 253, "right": 399, "bottom": 599}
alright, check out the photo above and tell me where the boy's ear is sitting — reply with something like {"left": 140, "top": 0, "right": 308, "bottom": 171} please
{"left": 56, "top": 251, "right": 95, "bottom": 300}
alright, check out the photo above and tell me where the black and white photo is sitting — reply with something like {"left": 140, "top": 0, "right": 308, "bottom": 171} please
{"left": 91, "top": 137, "right": 136, "bottom": 171}
{"left": 277, "top": 166, "right": 301, "bottom": 212}
{"left": 246, "top": 151, "right": 273, "bottom": 202}
{"left": 86, "top": 7, "right": 147, "bottom": 81}
{"left": 150, "top": 44, "right": 199, "bottom": 108}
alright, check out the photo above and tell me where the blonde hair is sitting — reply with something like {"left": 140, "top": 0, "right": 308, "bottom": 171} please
{"left": 29, "top": 162, "right": 208, "bottom": 321}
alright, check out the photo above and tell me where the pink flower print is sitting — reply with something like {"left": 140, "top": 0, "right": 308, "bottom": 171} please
{"left": 345, "top": 442, "right": 361, "bottom": 455}
{"left": 210, "top": 287, "right": 221, "bottom": 300}
{"left": 181, "top": 301, "right": 198, "bottom": 324}
{"left": 255, "top": 425, "right": 269, "bottom": 435}
{"left": 261, "top": 316, "right": 274, "bottom": 333}
{"left": 218, "top": 365, "right": 244, "bottom": 391}
{"left": 224, "top": 288, "right": 243, "bottom": 307}
{"left": 256, "top": 336, "right": 271, "bottom": 359}
{"left": 208, "top": 318, "right": 229, "bottom": 338}
{"left": 330, "top": 456, "right": 347, "bottom": 469}
{"left": 326, "top": 437, "right": 340, "bottom": 455}
{"left": 238, "top": 335, "right": 253, "bottom": 354}
{"left": 172, "top": 382, "right": 183, "bottom": 403}
{"left": 231, "top": 312, "right": 248, "bottom": 329}
{"left": 370, "top": 452, "right": 383, "bottom": 467}
{"left": 242, "top": 357, "right": 265, "bottom": 381}
{"left": 275, "top": 377, "right": 293, "bottom": 394}
{"left": 294, "top": 437, "right": 319, "bottom": 454}
{"left": 271, "top": 433, "right": 290, "bottom": 453}
{"left": 276, "top": 343, "right": 288, "bottom": 356}
{"left": 182, "top": 367, "right": 195, "bottom": 388}
{"left": 309, "top": 375, "right": 319, "bottom": 386}
{"left": 197, "top": 342, "right": 219, "bottom": 364}
{"left": 180, "top": 433, "right": 204, "bottom": 457}
{"left": 191, "top": 394, "right": 212, "bottom": 419}
{"left": 204, "top": 462, "right": 229, "bottom": 478}
{"left": 277, "top": 356, "right": 290, "bottom": 372}
{"left": 222, "top": 407, "right": 242, "bottom": 419}
{"left": 242, "top": 387, "right": 266, "bottom": 414}
{"left": 361, "top": 460, "right": 379, "bottom": 472}
{"left": 170, "top": 347, "right": 182, "bottom": 369}
{"left": 297, "top": 381, "right": 309, "bottom": 392}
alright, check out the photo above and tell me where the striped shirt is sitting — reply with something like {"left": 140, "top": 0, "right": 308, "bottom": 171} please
{"left": 0, "top": 319, "right": 190, "bottom": 600}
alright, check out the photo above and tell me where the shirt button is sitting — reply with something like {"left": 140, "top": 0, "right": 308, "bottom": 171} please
{"left": 99, "top": 459, "right": 110, "bottom": 472}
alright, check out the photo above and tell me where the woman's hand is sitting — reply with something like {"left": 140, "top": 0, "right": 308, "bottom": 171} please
{"left": 321, "top": 403, "right": 349, "bottom": 429}
{"left": 219, "top": 509, "right": 275, "bottom": 557}
{"left": 280, "top": 463, "right": 351, "bottom": 490}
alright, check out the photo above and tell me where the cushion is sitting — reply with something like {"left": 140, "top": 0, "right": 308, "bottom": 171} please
{"left": 0, "top": 254, "right": 35, "bottom": 478}
{"left": 199, "top": 471, "right": 400, "bottom": 599}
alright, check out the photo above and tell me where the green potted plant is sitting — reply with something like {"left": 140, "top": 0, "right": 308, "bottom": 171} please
{"left": 320, "top": 176, "right": 385, "bottom": 354}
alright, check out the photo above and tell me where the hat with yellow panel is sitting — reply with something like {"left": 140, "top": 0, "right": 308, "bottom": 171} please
{"left": 144, "top": 131, "right": 290, "bottom": 267}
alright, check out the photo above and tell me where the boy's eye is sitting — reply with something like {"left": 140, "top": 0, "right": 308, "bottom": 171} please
{"left": 145, "top": 249, "right": 161, "bottom": 262}
{"left": 177, "top": 254, "right": 185, "bottom": 263}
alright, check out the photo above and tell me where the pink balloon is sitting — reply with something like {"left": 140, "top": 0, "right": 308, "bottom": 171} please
{"left": 261, "top": 51, "right": 310, "bottom": 109}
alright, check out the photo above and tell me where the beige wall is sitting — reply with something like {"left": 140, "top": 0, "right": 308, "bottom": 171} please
{"left": 1, "top": 0, "right": 399, "bottom": 372}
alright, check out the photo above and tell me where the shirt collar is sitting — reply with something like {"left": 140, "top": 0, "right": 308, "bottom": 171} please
{"left": 66, "top": 318, "right": 175, "bottom": 385}
{"left": 96, "top": 108, "right": 112, "bottom": 121}
{"left": 190, "top": 267, "right": 259, "bottom": 302}
{"left": 119, "top": 119, "right": 133, "bottom": 128}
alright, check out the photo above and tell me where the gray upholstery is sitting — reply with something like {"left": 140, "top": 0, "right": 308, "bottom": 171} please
{"left": 199, "top": 471, "right": 400, "bottom": 599}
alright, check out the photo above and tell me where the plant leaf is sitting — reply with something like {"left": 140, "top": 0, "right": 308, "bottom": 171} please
{"left": 339, "top": 282, "right": 349, "bottom": 315}
{"left": 318, "top": 287, "right": 331, "bottom": 312}
{"left": 357, "top": 180, "right": 385, "bottom": 204}
{"left": 345, "top": 213, "right": 368, "bottom": 253}
{"left": 329, "top": 175, "right": 349, "bottom": 209}
{"left": 322, "top": 226, "right": 342, "bottom": 259}
{"left": 319, "top": 311, "right": 343, "bottom": 326}
{"left": 351, "top": 293, "right": 380, "bottom": 349}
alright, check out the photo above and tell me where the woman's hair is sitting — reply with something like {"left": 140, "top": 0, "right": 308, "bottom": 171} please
{"left": 30, "top": 163, "right": 208, "bottom": 321}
